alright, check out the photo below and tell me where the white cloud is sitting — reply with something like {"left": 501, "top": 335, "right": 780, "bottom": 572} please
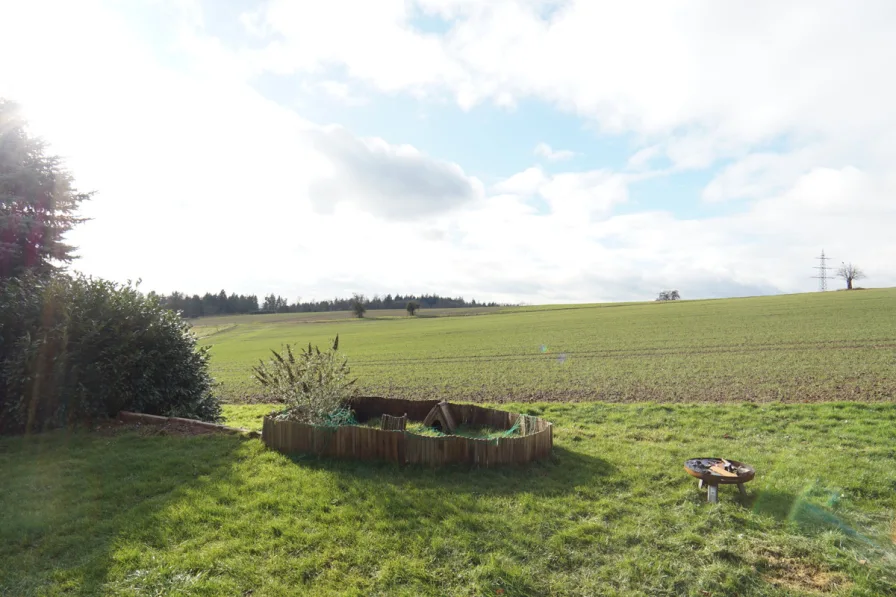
{"left": 247, "top": 0, "right": 464, "bottom": 94}
{"left": 1, "top": 0, "right": 894, "bottom": 305}
{"left": 239, "top": 10, "right": 267, "bottom": 37}
{"left": 702, "top": 148, "right": 831, "bottom": 203}
{"left": 534, "top": 142, "right": 576, "bottom": 162}
{"left": 246, "top": 0, "right": 896, "bottom": 168}
{"left": 308, "top": 125, "right": 483, "bottom": 219}
{"left": 492, "top": 166, "right": 629, "bottom": 223}
{"left": 316, "top": 80, "right": 368, "bottom": 106}
{"left": 539, "top": 170, "right": 629, "bottom": 222}
{"left": 492, "top": 166, "right": 546, "bottom": 195}
{"left": 626, "top": 145, "right": 661, "bottom": 170}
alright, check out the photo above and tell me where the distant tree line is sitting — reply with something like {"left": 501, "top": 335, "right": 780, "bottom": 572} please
{"left": 285, "top": 294, "right": 499, "bottom": 313}
{"left": 156, "top": 291, "right": 499, "bottom": 318}
{"left": 156, "top": 291, "right": 260, "bottom": 318}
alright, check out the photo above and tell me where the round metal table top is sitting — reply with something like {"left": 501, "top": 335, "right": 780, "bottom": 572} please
{"left": 684, "top": 458, "right": 755, "bottom": 485}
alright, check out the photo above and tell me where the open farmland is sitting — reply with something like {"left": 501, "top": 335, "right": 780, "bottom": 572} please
{"left": 196, "top": 289, "right": 896, "bottom": 403}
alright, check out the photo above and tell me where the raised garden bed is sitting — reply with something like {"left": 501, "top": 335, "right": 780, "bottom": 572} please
{"left": 261, "top": 396, "right": 553, "bottom": 467}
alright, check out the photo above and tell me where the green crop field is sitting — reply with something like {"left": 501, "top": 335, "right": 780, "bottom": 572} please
{"left": 196, "top": 289, "right": 896, "bottom": 403}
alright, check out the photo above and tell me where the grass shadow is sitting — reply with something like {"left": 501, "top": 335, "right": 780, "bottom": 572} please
{"left": 1, "top": 428, "right": 616, "bottom": 595}
{"left": 0, "top": 428, "right": 249, "bottom": 596}
{"left": 282, "top": 444, "right": 620, "bottom": 499}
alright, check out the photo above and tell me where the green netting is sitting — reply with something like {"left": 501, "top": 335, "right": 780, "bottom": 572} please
{"left": 501, "top": 419, "right": 521, "bottom": 437}
{"left": 321, "top": 406, "right": 358, "bottom": 428}
{"left": 504, "top": 414, "right": 541, "bottom": 437}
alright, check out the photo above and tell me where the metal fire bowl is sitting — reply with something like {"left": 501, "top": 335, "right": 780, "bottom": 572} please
{"left": 684, "top": 458, "right": 755, "bottom": 485}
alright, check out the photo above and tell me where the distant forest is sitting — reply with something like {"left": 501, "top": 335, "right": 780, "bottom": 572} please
{"left": 156, "top": 291, "right": 500, "bottom": 319}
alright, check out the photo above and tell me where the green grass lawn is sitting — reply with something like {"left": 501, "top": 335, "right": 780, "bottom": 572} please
{"left": 196, "top": 289, "right": 896, "bottom": 403}
{"left": 3, "top": 403, "right": 895, "bottom": 596}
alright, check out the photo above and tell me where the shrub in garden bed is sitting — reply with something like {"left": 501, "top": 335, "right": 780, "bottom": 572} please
{"left": 252, "top": 336, "right": 356, "bottom": 425}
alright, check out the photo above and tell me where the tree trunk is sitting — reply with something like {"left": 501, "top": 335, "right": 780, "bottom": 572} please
{"left": 847, "top": 278, "right": 853, "bottom": 290}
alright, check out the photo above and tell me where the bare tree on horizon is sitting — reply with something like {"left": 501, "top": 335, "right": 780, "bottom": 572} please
{"left": 836, "top": 262, "right": 866, "bottom": 290}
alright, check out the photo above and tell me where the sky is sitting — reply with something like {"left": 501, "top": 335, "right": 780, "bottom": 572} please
{"left": 1, "top": 0, "right": 894, "bottom": 304}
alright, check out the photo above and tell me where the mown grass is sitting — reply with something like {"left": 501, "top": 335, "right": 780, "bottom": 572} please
{"left": 199, "top": 289, "right": 896, "bottom": 403}
{"left": 3, "top": 402, "right": 895, "bottom": 596}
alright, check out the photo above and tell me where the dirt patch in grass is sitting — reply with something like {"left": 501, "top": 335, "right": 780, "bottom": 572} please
{"left": 761, "top": 555, "right": 851, "bottom": 594}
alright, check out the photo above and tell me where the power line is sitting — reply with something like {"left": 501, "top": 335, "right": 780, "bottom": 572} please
{"left": 812, "top": 249, "right": 832, "bottom": 291}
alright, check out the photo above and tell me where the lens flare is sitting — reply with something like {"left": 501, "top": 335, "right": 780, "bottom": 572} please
{"left": 752, "top": 481, "right": 895, "bottom": 560}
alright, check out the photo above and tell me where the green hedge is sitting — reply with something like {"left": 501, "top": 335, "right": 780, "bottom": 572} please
{"left": 0, "top": 274, "right": 221, "bottom": 433}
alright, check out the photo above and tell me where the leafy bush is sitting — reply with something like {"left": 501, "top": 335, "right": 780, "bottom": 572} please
{"left": 252, "top": 336, "right": 356, "bottom": 425}
{"left": 351, "top": 293, "right": 366, "bottom": 318}
{"left": 0, "top": 273, "right": 221, "bottom": 433}
{"left": 656, "top": 290, "right": 681, "bottom": 301}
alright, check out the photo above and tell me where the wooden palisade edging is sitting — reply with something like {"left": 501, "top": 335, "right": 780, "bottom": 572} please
{"left": 380, "top": 413, "right": 408, "bottom": 431}
{"left": 261, "top": 397, "right": 553, "bottom": 467}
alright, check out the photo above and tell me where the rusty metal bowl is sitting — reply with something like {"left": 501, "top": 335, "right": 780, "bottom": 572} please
{"left": 684, "top": 458, "right": 755, "bottom": 485}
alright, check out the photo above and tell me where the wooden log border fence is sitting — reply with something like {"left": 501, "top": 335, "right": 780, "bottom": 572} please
{"left": 261, "top": 397, "right": 553, "bottom": 467}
